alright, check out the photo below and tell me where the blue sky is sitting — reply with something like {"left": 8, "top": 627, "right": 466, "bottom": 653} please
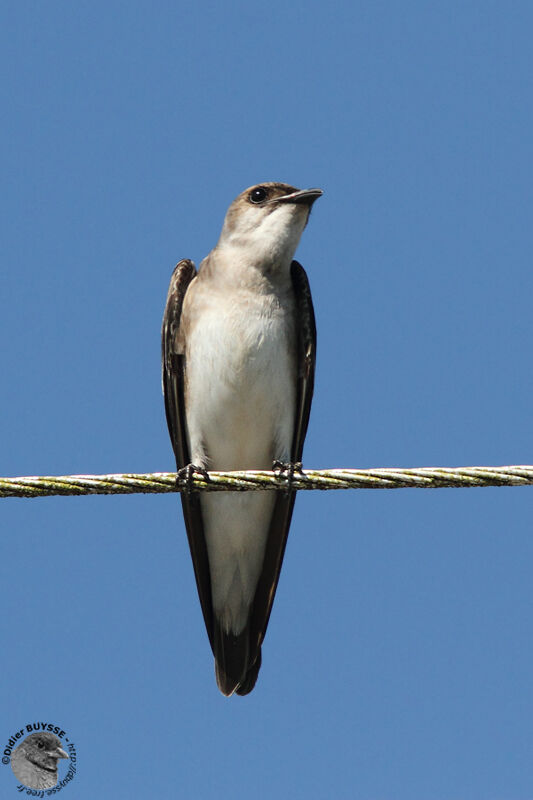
{"left": 1, "top": 1, "right": 532, "bottom": 797}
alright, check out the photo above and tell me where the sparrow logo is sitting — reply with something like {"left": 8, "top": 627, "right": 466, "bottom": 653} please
{"left": 2, "top": 723, "right": 76, "bottom": 794}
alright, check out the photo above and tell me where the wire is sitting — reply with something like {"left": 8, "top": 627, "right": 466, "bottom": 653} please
{"left": 1, "top": 465, "right": 532, "bottom": 498}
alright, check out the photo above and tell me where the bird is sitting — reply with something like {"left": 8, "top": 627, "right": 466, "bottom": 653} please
{"left": 162, "top": 181, "right": 322, "bottom": 695}
{"left": 10, "top": 732, "right": 68, "bottom": 789}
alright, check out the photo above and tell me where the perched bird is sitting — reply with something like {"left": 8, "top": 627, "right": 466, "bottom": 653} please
{"left": 162, "top": 182, "right": 321, "bottom": 695}
{"left": 10, "top": 732, "right": 68, "bottom": 789}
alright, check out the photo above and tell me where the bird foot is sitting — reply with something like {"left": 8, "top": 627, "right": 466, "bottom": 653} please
{"left": 272, "top": 460, "right": 303, "bottom": 493}
{"left": 176, "top": 464, "right": 210, "bottom": 494}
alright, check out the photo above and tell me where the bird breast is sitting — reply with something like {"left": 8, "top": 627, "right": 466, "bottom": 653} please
{"left": 184, "top": 286, "right": 296, "bottom": 470}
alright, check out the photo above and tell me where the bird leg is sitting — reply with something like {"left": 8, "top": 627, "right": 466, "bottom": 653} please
{"left": 272, "top": 460, "right": 304, "bottom": 494}
{"left": 176, "top": 464, "right": 210, "bottom": 494}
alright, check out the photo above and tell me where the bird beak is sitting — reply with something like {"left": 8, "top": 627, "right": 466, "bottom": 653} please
{"left": 274, "top": 188, "right": 323, "bottom": 206}
{"left": 49, "top": 747, "right": 69, "bottom": 760}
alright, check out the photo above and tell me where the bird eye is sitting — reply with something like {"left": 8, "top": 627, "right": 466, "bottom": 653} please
{"left": 37, "top": 741, "right": 45, "bottom": 749}
{"left": 249, "top": 187, "right": 268, "bottom": 204}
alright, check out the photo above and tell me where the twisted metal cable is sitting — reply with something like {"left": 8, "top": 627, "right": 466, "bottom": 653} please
{"left": 1, "top": 465, "right": 532, "bottom": 498}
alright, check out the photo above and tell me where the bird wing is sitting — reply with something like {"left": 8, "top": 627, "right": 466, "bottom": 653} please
{"left": 238, "top": 259, "right": 316, "bottom": 693}
{"left": 161, "top": 259, "right": 214, "bottom": 646}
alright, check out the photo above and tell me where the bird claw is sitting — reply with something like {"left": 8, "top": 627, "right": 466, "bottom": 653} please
{"left": 176, "top": 464, "right": 210, "bottom": 494}
{"left": 272, "top": 460, "right": 303, "bottom": 493}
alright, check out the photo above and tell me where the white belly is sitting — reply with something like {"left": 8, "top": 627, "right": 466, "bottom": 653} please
{"left": 184, "top": 290, "right": 296, "bottom": 634}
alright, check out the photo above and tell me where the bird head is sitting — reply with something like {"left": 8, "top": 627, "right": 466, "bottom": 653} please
{"left": 217, "top": 182, "right": 323, "bottom": 271}
{"left": 16, "top": 732, "right": 69, "bottom": 771}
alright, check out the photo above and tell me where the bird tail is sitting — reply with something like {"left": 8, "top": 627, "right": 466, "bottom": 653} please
{"left": 214, "top": 620, "right": 262, "bottom": 696}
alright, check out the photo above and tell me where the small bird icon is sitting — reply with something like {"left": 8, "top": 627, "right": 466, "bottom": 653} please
{"left": 162, "top": 182, "right": 321, "bottom": 695}
{"left": 10, "top": 732, "right": 69, "bottom": 789}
